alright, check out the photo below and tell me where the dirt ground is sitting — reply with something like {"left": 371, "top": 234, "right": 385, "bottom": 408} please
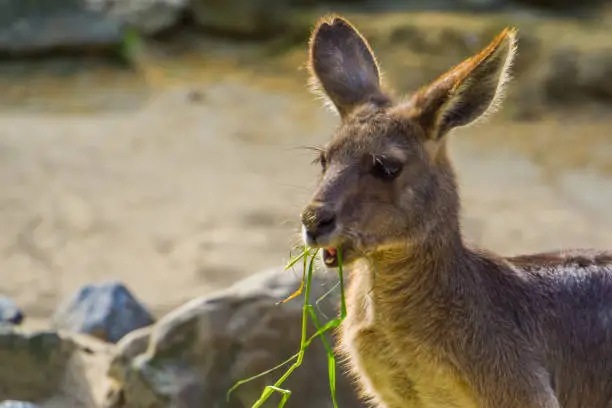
{"left": 1, "top": 18, "right": 612, "bottom": 330}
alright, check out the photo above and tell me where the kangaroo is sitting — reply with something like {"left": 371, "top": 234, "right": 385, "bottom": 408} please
{"left": 300, "top": 15, "right": 612, "bottom": 408}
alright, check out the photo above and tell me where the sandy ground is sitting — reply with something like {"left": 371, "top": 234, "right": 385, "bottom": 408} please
{"left": 0, "top": 53, "right": 611, "bottom": 330}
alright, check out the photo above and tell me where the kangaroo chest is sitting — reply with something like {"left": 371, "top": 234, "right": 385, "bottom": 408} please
{"left": 340, "top": 274, "right": 480, "bottom": 408}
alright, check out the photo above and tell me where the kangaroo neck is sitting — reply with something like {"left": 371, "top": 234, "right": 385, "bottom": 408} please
{"left": 362, "top": 225, "right": 471, "bottom": 328}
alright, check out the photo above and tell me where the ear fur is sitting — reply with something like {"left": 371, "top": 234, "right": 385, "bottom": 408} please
{"left": 307, "top": 15, "right": 389, "bottom": 118}
{"left": 407, "top": 27, "right": 518, "bottom": 139}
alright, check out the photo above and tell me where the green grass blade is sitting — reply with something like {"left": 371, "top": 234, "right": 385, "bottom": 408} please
{"left": 284, "top": 249, "right": 308, "bottom": 271}
{"left": 231, "top": 246, "right": 348, "bottom": 408}
{"left": 337, "top": 248, "right": 347, "bottom": 320}
{"left": 306, "top": 305, "right": 339, "bottom": 408}
{"left": 226, "top": 352, "right": 299, "bottom": 401}
{"left": 248, "top": 249, "right": 319, "bottom": 407}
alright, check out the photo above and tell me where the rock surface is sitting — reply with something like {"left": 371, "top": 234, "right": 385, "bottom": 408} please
{"left": 577, "top": 50, "right": 612, "bottom": 102}
{"left": 0, "top": 0, "right": 608, "bottom": 57}
{"left": 0, "top": 0, "right": 187, "bottom": 55}
{"left": 0, "top": 0, "right": 122, "bottom": 55}
{"left": 87, "top": 0, "right": 187, "bottom": 35}
{"left": 0, "top": 402, "right": 40, "bottom": 408}
{"left": 513, "top": 0, "right": 606, "bottom": 10}
{"left": 106, "top": 265, "right": 365, "bottom": 408}
{"left": 52, "top": 281, "right": 155, "bottom": 344}
{"left": 537, "top": 47, "right": 612, "bottom": 106}
{"left": 0, "top": 328, "right": 114, "bottom": 406}
{"left": 190, "top": 0, "right": 291, "bottom": 37}
{"left": 0, "top": 329, "right": 71, "bottom": 401}
{"left": 0, "top": 296, "right": 24, "bottom": 325}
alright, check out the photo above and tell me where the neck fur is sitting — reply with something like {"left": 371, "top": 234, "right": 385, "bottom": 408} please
{"left": 351, "top": 221, "right": 469, "bottom": 336}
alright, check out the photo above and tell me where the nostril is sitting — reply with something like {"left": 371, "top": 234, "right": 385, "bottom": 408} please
{"left": 301, "top": 205, "right": 336, "bottom": 240}
{"left": 318, "top": 212, "right": 335, "bottom": 228}
{"left": 316, "top": 210, "right": 336, "bottom": 235}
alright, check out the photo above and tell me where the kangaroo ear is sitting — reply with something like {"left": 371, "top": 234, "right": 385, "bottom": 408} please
{"left": 308, "top": 16, "right": 388, "bottom": 118}
{"left": 407, "top": 27, "right": 518, "bottom": 140}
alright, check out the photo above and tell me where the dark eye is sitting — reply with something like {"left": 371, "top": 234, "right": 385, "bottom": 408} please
{"left": 310, "top": 150, "right": 327, "bottom": 172}
{"left": 319, "top": 152, "right": 327, "bottom": 172}
{"left": 371, "top": 156, "right": 402, "bottom": 181}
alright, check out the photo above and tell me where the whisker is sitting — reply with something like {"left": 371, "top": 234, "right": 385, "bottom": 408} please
{"left": 284, "top": 145, "right": 325, "bottom": 155}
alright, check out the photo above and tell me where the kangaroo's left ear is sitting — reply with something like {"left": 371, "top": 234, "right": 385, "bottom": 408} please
{"left": 404, "top": 27, "right": 518, "bottom": 140}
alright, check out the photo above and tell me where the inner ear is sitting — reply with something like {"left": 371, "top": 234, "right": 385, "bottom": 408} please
{"left": 405, "top": 27, "right": 517, "bottom": 140}
{"left": 308, "top": 16, "right": 387, "bottom": 117}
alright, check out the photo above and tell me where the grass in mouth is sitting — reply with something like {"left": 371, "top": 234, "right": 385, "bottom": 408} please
{"left": 227, "top": 246, "right": 347, "bottom": 407}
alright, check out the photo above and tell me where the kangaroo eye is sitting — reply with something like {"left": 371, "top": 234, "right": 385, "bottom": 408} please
{"left": 311, "top": 151, "right": 328, "bottom": 172}
{"left": 319, "top": 152, "right": 328, "bottom": 171}
{"left": 371, "top": 156, "right": 402, "bottom": 181}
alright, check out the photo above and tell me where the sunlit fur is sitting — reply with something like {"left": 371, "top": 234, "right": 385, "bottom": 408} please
{"left": 302, "top": 15, "right": 612, "bottom": 408}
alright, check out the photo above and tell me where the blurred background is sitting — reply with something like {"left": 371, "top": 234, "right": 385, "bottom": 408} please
{"left": 1, "top": 0, "right": 612, "bottom": 406}
{"left": 2, "top": 0, "right": 612, "bottom": 328}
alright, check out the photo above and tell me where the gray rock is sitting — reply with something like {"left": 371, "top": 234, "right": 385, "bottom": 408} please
{"left": 190, "top": 0, "right": 290, "bottom": 37}
{"left": 87, "top": 0, "right": 187, "bottom": 35}
{"left": 577, "top": 50, "right": 612, "bottom": 102}
{"left": 541, "top": 47, "right": 582, "bottom": 105}
{"left": 0, "top": 328, "right": 72, "bottom": 402}
{"left": 0, "top": 0, "right": 123, "bottom": 55}
{"left": 457, "top": 0, "right": 508, "bottom": 10}
{"left": 0, "top": 296, "right": 24, "bottom": 325}
{"left": 105, "top": 265, "right": 366, "bottom": 408}
{"left": 52, "top": 281, "right": 155, "bottom": 344}
{"left": 0, "top": 327, "right": 115, "bottom": 407}
{"left": 513, "top": 0, "right": 605, "bottom": 11}
{"left": 538, "top": 47, "right": 612, "bottom": 106}
{"left": 0, "top": 0, "right": 185, "bottom": 55}
{"left": 0, "top": 402, "right": 40, "bottom": 408}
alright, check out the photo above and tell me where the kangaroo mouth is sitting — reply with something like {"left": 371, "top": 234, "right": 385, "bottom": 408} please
{"left": 323, "top": 247, "right": 339, "bottom": 267}
{"left": 322, "top": 245, "right": 355, "bottom": 268}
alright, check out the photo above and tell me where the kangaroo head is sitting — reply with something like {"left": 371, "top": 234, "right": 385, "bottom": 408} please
{"left": 300, "top": 16, "right": 517, "bottom": 267}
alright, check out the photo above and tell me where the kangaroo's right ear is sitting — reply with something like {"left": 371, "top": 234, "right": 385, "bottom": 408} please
{"left": 404, "top": 27, "right": 517, "bottom": 141}
{"left": 308, "top": 16, "right": 388, "bottom": 118}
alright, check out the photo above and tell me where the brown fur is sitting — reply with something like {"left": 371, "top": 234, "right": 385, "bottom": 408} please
{"left": 300, "top": 15, "right": 612, "bottom": 408}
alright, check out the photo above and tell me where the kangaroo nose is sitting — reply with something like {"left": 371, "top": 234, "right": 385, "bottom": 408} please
{"left": 301, "top": 204, "right": 337, "bottom": 243}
